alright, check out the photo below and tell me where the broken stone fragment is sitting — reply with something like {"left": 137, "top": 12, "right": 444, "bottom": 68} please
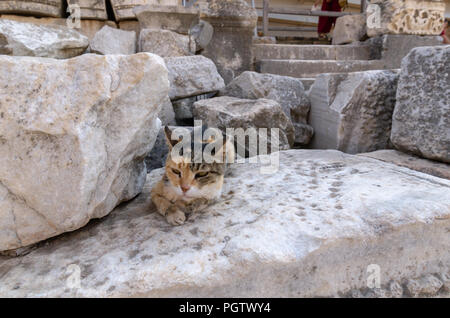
{"left": 139, "top": 29, "right": 195, "bottom": 57}
{"left": 165, "top": 55, "right": 225, "bottom": 100}
{"left": 0, "top": 52, "right": 169, "bottom": 251}
{"left": 391, "top": 45, "right": 450, "bottom": 164}
{"left": 90, "top": 25, "right": 136, "bottom": 55}
{"left": 332, "top": 14, "right": 367, "bottom": 45}
{"left": 309, "top": 69, "right": 399, "bottom": 154}
{"left": 0, "top": 19, "right": 88, "bottom": 58}
{"left": 193, "top": 96, "right": 295, "bottom": 151}
{"left": 220, "top": 71, "right": 313, "bottom": 145}
{"left": 66, "top": 0, "right": 108, "bottom": 20}
{"left": 0, "top": 0, "right": 64, "bottom": 18}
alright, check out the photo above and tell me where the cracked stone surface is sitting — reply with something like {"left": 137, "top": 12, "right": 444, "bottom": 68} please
{"left": 0, "top": 150, "right": 449, "bottom": 297}
{"left": 0, "top": 18, "right": 88, "bottom": 58}
{"left": 0, "top": 52, "right": 169, "bottom": 251}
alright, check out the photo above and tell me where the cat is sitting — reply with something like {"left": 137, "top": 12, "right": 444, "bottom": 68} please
{"left": 151, "top": 126, "right": 235, "bottom": 226}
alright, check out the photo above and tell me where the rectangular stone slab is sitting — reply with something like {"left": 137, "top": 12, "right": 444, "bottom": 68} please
{"left": 0, "top": 150, "right": 448, "bottom": 297}
{"left": 0, "top": 0, "right": 64, "bottom": 18}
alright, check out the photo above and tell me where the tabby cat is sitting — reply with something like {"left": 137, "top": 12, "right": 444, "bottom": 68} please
{"left": 151, "top": 126, "right": 235, "bottom": 226}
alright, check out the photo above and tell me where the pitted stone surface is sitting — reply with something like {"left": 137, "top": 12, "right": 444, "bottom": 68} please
{"left": 0, "top": 150, "right": 448, "bottom": 297}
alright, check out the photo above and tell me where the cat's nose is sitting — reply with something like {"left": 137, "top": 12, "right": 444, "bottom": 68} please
{"left": 181, "top": 185, "right": 190, "bottom": 193}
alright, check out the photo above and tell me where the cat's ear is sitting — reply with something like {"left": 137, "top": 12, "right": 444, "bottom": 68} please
{"left": 164, "top": 126, "right": 179, "bottom": 149}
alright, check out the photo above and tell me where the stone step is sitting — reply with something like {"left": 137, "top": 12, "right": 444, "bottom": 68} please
{"left": 253, "top": 44, "right": 375, "bottom": 61}
{"left": 256, "top": 59, "right": 386, "bottom": 79}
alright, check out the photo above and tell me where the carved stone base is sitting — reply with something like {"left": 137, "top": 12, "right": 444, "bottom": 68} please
{"left": 367, "top": 0, "right": 446, "bottom": 37}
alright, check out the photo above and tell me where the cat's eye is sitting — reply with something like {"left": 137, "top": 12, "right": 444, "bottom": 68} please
{"left": 195, "top": 171, "right": 209, "bottom": 179}
{"left": 171, "top": 168, "right": 181, "bottom": 176}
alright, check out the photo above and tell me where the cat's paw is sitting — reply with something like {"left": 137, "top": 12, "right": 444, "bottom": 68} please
{"left": 166, "top": 209, "right": 186, "bottom": 226}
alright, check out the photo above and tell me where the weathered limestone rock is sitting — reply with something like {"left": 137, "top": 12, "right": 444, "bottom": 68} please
{"left": 90, "top": 25, "right": 136, "bottom": 55}
{"left": 193, "top": 96, "right": 295, "bottom": 150}
{"left": 0, "top": 0, "right": 63, "bottom": 18}
{"left": 0, "top": 53, "right": 169, "bottom": 252}
{"left": 0, "top": 19, "right": 88, "bottom": 59}
{"left": 139, "top": 29, "right": 195, "bottom": 57}
{"left": 220, "top": 71, "right": 312, "bottom": 145}
{"left": 366, "top": 0, "right": 445, "bottom": 37}
{"left": 172, "top": 93, "right": 216, "bottom": 125}
{"left": 158, "top": 96, "right": 176, "bottom": 126}
{"left": 0, "top": 15, "right": 118, "bottom": 42}
{"left": 134, "top": 4, "right": 199, "bottom": 35}
{"left": 309, "top": 70, "right": 399, "bottom": 154}
{"left": 405, "top": 275, "right": 444, "bottom": 297}
{"left": 199, "top": 0, "right": 258, "bottom": 83}
{"left": 364, "top": 34, "right": 443, "bottom": 67}
{"left": 67, "top": 0, "right": 107, "bottom": 20}
{"left": 118, "top": 20, "right": 140, "bottom": 35}
{"left": 165, "top": 55, "right": 225, "bottom": 100}
{"left": 391, "top": 46, "right": 450, "bottom": 163}
{"left": 332, "top": 14, "right": 367, "bottom": 45}
{"left": 358, "top": 150, "right": 450, "bottom": 180}
{"left": 0, "top": 150, "right": 449, "bottom": 297}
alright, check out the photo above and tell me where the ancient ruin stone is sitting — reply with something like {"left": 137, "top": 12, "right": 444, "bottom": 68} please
{"left": 391, "top": 46, "right": 450, "bottom": 163}
{"left": 190, "top": 20, "right": 214, "bottom": 51}
{"left": 199, "top": 0, "right": 258, "bottom": 83}
{"left": 0, "top": 19, "right": 88, "bottom": 58}
{"left": 332, "top": 14, "right": 367, "bottom": 45}
{"left": 90, "top": 25, "right": 136, "bottom": 55}
{"left": 0, "top": 53, "right": 169, "bottom": 251}
{"left": 110, "top": 0, "right": 179, "bottom": 22}
{"left": 366, "top": 0, "right": 445, "bottom": 37}
{"left": 67, "top": 0, "right": 108, "bottom": 20}
{"left": 158, "top": 96, "right": 176, "bottom": 126}
{"left": 0, "top": 150, "right": 449, "bottom": 297}
{"left": 0, "top": 0, "right": 63, "bottom": 18}
{"left": 165, "top": 55, "right": 225, "bottom": 100}
{"left": 405, "top": 275, "right": 444, "bottom": 297}
{"left": 358, "top": 150, "right": 450, "bottom": 180}
{"left": 171, "top": 93, "right": 216, "bottom": 125}
{"left": 134, "top": 4, "right": 199, "bottom": 35}
{"left": 0, "top": 15, "right": 118, "bottom": 42}
{"left": 309, "top": 70, "right": 399, "bottom": 154}
{"left": 193, "top": 96, "right": 295, "bottom": 150}
{"left": 220, "top": 71, "right": 312, "bottom": 145}
{"left": 139, "top": 29, "right": 195, "bottom": 57}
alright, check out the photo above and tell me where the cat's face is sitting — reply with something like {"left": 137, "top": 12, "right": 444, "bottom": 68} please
{"left": 163, "top": 126, "right": 227, "bottom": 200}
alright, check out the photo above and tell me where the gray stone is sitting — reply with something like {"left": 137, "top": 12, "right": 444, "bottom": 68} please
{"left": 110, "top": 0, "right": 180, "bottom": 22}
{"left": 139, "top": 29, "right": 194, "bottom": 57}
{"left": 193, "top": 96, "right": 295, "bottom": 151}
{"left": 332, "top": 14, "right": 366, "bottom": 45}
{"left": 158, "top": 96, "right": 176, "bottom": 126}
{"left": 220, "top": 71, "right": 313, "bottom": 145}
{"left": 165, "top": 55, "right": 225, "bottom": 100}
{"left": 365, "top": 34, "right": 444, "bottom": 67}
{"left": 172, "top": 92, "right": 216, "bottom": 124}
{"left": 405, "top": 275, "right": 444, "bottom": 297}
{"left": 133, "top": 4, "right": 199, "bottom": 34}
{"left": 0, "top": 150, "right": 449, "bottom": 297}
{"left": 0, "top": 53, "right": 169, "bottom": 252}
{"left": 358, "top": 150, "right": 450, "bottom": 180}
{"left": 90, "top": 25, "right": 136, "bottom": 55}
{"left": 199, "top": 0, "right": 258, "bottom": 83}
{"left": 0, "top": 0, "right": 63, "bottom": 18}
{"left": 388, "top": 281, "right": 404, "bottom": 298}
{"left": 391, "top": 46, "right": 449, "bottom": 163}
{"left": 190, "top": 20, "right": 214, "bottom": 51}
{"left": 0, "top": 19, "right": 88, "bottom": 59}
{"left": 309, "top": 70, "right": 399, "bottom": 154}
{"left": 67, "top": 0, "right": 108, "bottom": 20}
